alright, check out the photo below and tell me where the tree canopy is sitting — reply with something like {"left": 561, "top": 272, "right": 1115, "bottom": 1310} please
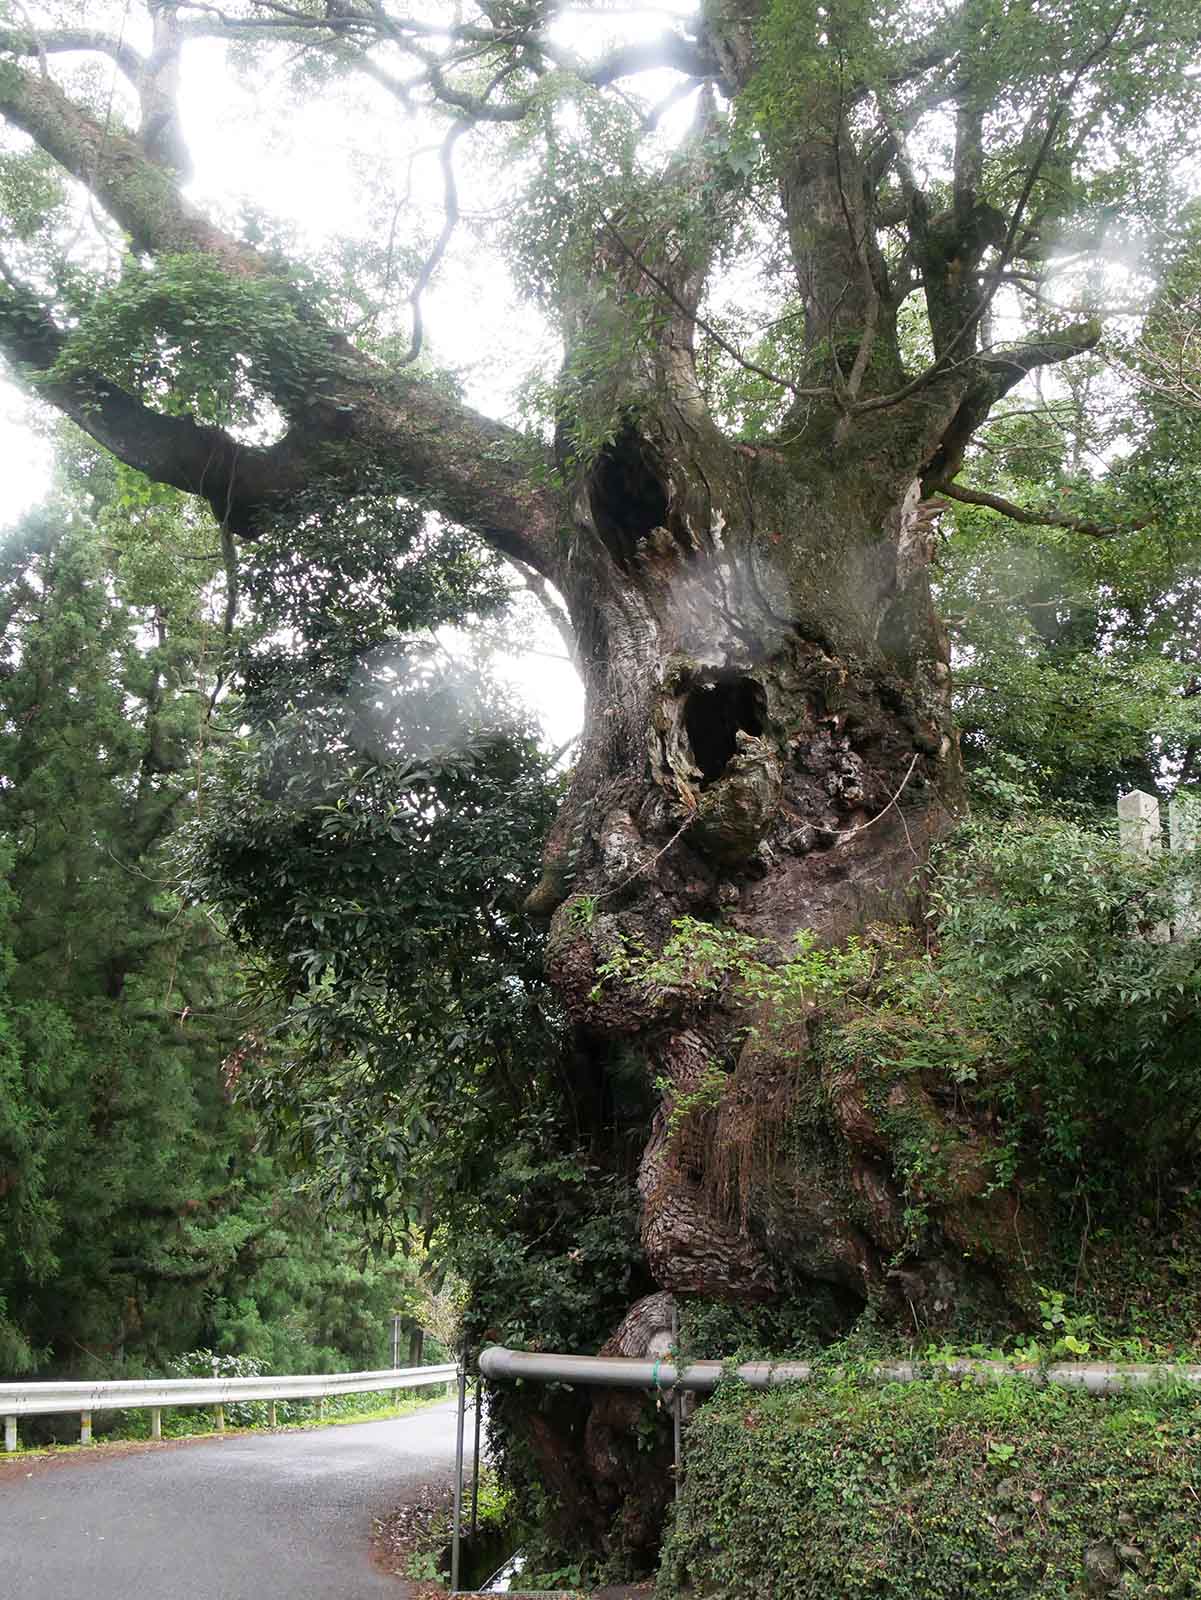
{"left": 0, "top": 0, "right": 1196, "bottom": 548}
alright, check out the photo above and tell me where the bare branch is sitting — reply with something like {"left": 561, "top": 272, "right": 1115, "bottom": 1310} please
{"left": 397, "top": 120, "right": 469, "bottom": 366}
{"left": 941, "top": 480, "right": 1149, "bottom": 539}
{"left": 600, "top": 219, "right": 829, "bottom": 405}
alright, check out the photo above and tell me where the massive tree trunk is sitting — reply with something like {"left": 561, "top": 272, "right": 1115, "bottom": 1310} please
{"left": 534, "top": 384, "right": 962, "bottom": 1304}
{"left": 488, "top": 173, "right": 985, "bottom": 1546}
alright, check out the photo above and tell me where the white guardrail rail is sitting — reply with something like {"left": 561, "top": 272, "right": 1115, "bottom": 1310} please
{"left": 0, "top": 1362, "right": 456, "bottom": 1452}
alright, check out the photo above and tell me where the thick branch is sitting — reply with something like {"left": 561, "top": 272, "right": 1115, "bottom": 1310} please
{"left": 922, "top": 321, "right": 1102, "bottom": 484}
{"left": 0, "top": 278, "right": 560, "bottom": 570}
{"left": 173, "top": 6, "right": 715, "bottom": 119}
{"left": 0, "top": 60, "right": 244, "bottom": 264}
{"left": 0, "top": 26, "right": 145, "bottom": 80}
{"left": 397, "top": 119, "right": 468, "bottom": 364}
{"left": 0, "top": 284, "right": 269, "bottom": 516}
{"left": 978, "top": 324, "right": 1102, "bottom": 398}
{"left": 0, "top": 59, "right": 561, "bottom": 572}
{"left": 577, "top": 33, "right": 717, "bottom": 88}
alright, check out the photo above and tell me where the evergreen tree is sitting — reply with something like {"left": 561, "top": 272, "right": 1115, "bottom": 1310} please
{"left": 0, "top": 480, "right": 424, "bottom": 1381}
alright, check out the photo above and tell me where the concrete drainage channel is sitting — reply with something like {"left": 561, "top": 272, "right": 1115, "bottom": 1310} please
{"left": 449, "top": 1343, "right": 1201, "bottom": 1598}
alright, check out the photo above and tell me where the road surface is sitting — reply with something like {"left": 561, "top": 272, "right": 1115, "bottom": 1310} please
{"left": 0, "top": 1401, "right": 463, "bottom": 1599}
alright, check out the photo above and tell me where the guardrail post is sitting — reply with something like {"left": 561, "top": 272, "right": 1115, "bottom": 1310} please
{"left": 150, "top": 1408, "right": 161, "bottom": 1440}
{"left": 316, "top": 1397, "right": 325, "bottom": 1423}
{"left": 4, "top": 1414, "right": 16, "bottom": 1452}
{"left": 268, "top": 1401, "right": 277, "bottom": 1428}
{"left": 214, "top": 1403, "right": 225, "bottom": 1432}
{"left": 671, "top": 1303, "right": 683, "bottom": 1500}
{"left": 470, "top": 1375, "right": 482, "bottom": 1537}
{"left": 80, "top": 1411, "right": 92, "bottom": 1445}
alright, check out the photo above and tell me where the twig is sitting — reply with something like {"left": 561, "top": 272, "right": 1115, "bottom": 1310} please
{"left": 396, "top": 120, "right": 469, "bottom": 368}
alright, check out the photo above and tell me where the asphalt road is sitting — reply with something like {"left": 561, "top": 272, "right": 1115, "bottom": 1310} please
{"left": 0, "top": 1400, "right": 463, "bottom": 1600}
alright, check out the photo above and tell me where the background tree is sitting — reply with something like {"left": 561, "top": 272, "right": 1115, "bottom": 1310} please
{"left": 0, "top": 471, "right": 435, "bottom": 1388}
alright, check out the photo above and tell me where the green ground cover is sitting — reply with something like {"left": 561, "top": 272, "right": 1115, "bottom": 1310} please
{"left": 658, "top": 1376, "right": 1201, "bottom": 1599}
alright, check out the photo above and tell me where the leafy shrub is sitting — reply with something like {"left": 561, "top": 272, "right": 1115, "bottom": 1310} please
{"left": 824, "top": 811, "right": 1201, "bottom": 1193}
{"left": 659, "top": 1378, "right": 1201, "bottom": 1599}
{"left": 166, "top": 1348, "right": 272, "bottom": 1428}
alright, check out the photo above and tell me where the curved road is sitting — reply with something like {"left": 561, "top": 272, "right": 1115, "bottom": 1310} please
{"left": 0, "top": 1401, "right": 463, "bottom": 1599}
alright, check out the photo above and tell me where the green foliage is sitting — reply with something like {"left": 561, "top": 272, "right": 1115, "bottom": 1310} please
{"left": 941, "top": 477, "right": 1201, "bottom": 807}
{"left": 240, "top": 468, "right": 508, "bottom": 712}
{"left": 0, "top": 475, "right": 436, "bottom": 1385}
{"left": 676, "top": 1297, "right": 847, "bottom": 1363}
{"left": 926, "top": 815, "right": 1199, "bottom": 1171}
{"left": 938, "top": 214, "right": 1201, "bottom": 810}
{"left": 170, "top": 435, "right": 654, "bottom": 1505}
{"left": 0, "top": 495, "right": 243, "bottom": 1373}
{"left": 48, "top": 254, "right": 337, "bottom": 426}
{"left": 658, "top": 1063, "right": 730, "bottom": 1136}
{"left": 595, "top": 823, "right": 1201, "bottom": 1347}
{"left": 0, "top": 147, "right": 68, "bottom": 244}
{"left": 659, "top": 1378, "right": 1201, "bottom": 1599}
{"left": 593, "top": 915, "right": 869, "bottom": 1021}
{"left": 810, "top": 813, "right": 1201, "bottom": 1238}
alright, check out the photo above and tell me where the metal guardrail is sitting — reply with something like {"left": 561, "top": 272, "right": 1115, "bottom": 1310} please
{"left": 478, "top": 1346, "right": 1201, "bottom": 1394}
{"left": 0, "top": 1362, "right": 456, "bottom": 1452}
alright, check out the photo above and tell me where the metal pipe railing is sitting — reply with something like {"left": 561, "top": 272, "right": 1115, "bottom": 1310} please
{"left": 478, "top": 1345, "right": 1201, "bottom": 1394}
{"left": 458, "top": 1346, "right": 1201, "bottom": 1595}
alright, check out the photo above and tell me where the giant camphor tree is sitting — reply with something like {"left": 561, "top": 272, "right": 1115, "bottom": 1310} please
{"left": 2, "top": 0, "right": 1200, "bottom": 1550}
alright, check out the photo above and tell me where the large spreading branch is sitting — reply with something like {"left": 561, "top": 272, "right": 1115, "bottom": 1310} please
{"left": 0, "top": 47, "right": 561, "bottom": 574}
{"left": 0, "top": 25, "right": 146, "bottom": 79}
{"left": 0, "top": 0, "right": 1170, "bottom": 581}
{"left": 168, "top": 2, "right": 719, "bottom": 121}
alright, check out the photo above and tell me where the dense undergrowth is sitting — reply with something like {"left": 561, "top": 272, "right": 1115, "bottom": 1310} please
{"left": 658, "top": 1377, "right": 1201, "bottom": 1599}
